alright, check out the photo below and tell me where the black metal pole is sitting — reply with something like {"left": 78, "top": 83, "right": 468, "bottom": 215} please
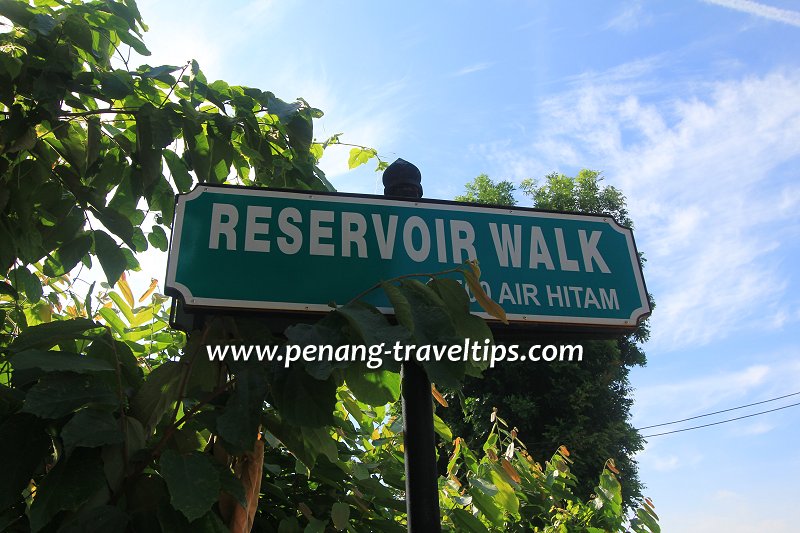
{"left": 382, "top": 159, "right": 441, "bottom": 532}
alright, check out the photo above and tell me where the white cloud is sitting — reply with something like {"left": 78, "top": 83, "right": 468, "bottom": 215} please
{"left": 634, "top": 364, "right": 772, "bottom": 424}
{"left": 651, "top": 454, "right": 680, "bottom": 471}
{"left": 702, "top": 0, "right": 800, "bottom": 27}
{"left": 632, "top": 349, "right": 800, "bottom": 431}
{"left": 483, "top": 66, "right": 800, "bottom": 349}
{"left": 452, "top": 62, "right": 493, "bottom": 77}
{"left": 605, "top": 2, "right": 652, "bottom": 32}
{"left": 735, "top": 421, "right": 774, "bottom": 435}
{"left": 669, "top": 494, "right": 795, "bottom": 532}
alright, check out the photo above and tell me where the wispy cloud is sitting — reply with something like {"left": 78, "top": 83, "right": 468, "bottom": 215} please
{"left": 452, "top": 62, "right": 493, "bottom": 77}
{"left": 735, "top": 421, "right": 775, "bottom": 435}
{"left": 605, "top": 2, "right": 652, "bottom": 32}
{"left": 481, "top": 64, "right": 800, "bottom": 349}
{"left": 634, "top": 365, "right": 772, "bottom": 422}
{"left": 702, "top": 0, "right": 800, "bottom": 27}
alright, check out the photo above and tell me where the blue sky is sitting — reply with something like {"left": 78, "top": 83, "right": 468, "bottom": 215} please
{"left": 132, "top": 0, "right": 800, "bottom": 530}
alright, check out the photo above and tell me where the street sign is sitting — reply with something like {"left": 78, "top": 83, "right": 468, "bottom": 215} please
{"left": 165, "top": 185, "right": 650, "bottom": 328}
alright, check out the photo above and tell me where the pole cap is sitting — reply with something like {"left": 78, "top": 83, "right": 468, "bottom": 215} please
{"left": 383, "top": 158, "right": 423, "bottom": 198}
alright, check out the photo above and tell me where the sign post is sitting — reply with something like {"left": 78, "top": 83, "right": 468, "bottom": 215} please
{"left": 165, "top": 161, "right": 651, "bottom": 531}
{"left": 382, "top": 159, "right": 441, "bottom": 531}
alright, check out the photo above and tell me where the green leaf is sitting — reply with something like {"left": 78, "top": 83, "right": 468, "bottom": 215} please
{"left": 109, "top": 291, "right": 134, "bottom": 323}
{"left": 460, "top": 262, "right": 507, "bottom": 324}
{"left": 22, "top": 372, "right": 119, "bottom": 419}
{"left": 217, "top": 367, "right": 268, "bottom": 454}
{"left": 429, "top": 278, "right": 492, "bottom": 342}
{"left": 93, "top": 230, "right": 127, "bottom": 286}
{"left": 99, "top": 70, "right": 135, "bottom": 100}
{"left": 116, "top": 25, "right": 150, "bottom": 56}
{"left": 342, "top": 366, "right": 400, "bottom": 406}
{"left": 28, "top": 448, "right": 107, "bottom": 532}
{"left": 164, "top": 149, "right": 193, "bottom": 193}
{"left": 398, "top": 279, "right": 457, "bottom": 344}
{"left": 449, "top": 509, "right": 490, "bottom": 533}
{"left": 95, "top": 206, "right": 136, "bottom": 249}
{"left": 262, "top": 413, "right": 318, "bottom": 470}
{"left": 85, "top": 333, "right": 144, "bottom": 390}
{"left": 43, "top": 234, "right": 93, "bottom": 277}
{"left": 269, "top": 366, "right": 336, "bottom": 427}
{"left": 469, "top": 482, "right": 502, "bottom": 524}
{"left": 284, "top": 313, "right": 350, "bottom": 380}
{"left": 159, "top": 450, "right": 220, "bottom": 522}
{"left": 0, "top": 220, "right": 14, "bottom": 273}
{"left": 56, "top": 504, "right": 130, "bottom": 533}
{"left": 9, "top": 318, "right": 102, "bottom": 353}
{"left": 98, "top": 307, "right": 127, "bottom": 335}
{"left": 131, "top": 361, "right": 183, "bottom": 432}
{"left": 140, "top": 64, "right": 181, "bottom": 79}
{"left": 29, "top": 13, "right": 57, "bottom": 35}
{"left": 0, "top": 280, "right": 18, "bottom": 299}
{"left": 347, "top": 147, "right": 375, "bottom": 169}
{"left": 10, "top": 350, "right": 115, "bottom": 374}
{"left": 148, "top": 225, "right": 169, "bottom": 251}
{"left": 489, "top": 468, "right": 519, "bottom": 516}
{"left": 278, "top": 517, "right": 302, "bottom": 533}
{"left": 433, "top": 413, "right": 453, "bottom": 441}
{"left": 300, "top": 425, "right": 339, "bottom": 464}
{"left": 61, "top": 408, "right": 123, "bottom": 449}
{"left": 336, "top": 301, "right": 410, "bottom": 357}
{"left": 635, "top": 506, "right": 661, "bottom": 533}
{"left": 86, "top": 116, "right": 101, "bottom": 169}
{"left": 305, "top": 518, "right": 328, "bottom": 533}
{"left": 330, "top": 502, "right": 350, "bottom": 531}
{"left": 0, "top": 414, "right": 50, "bottom": 511}
{"left": 9, "top": 266, "right": 41, "bottom": 302}
{"left": 265, "top": 94, "right": 301, "bottom": 122}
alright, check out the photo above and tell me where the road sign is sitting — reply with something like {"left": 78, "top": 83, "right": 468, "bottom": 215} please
{"left": 165, "top": 185, "right": 650, "bottom": 328}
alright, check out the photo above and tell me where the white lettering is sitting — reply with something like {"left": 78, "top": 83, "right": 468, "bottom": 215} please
{"left": 554, "top": 228, "right": 580, "bottom": 271}
{"left": 403, "top": 216, "right": 431, "bottom": 262}
{"left": 341, "top": 212, "right": 367, "bottom": 258}
{"left": 277, "top": 207, "right": 302, "bottom": 254}
{"left": 450, "top": 220, "right": 476, "bottom": 263}
{"left": 310, "top": 210, "right": 335, "bottom": 256}
{"left": 529, "top": 226, "right": 555, "bottom": 270}
{"left": 209, "top": 203, "right": 238, "bottom": 250}
{"left": 244, "top": 205, "right": 271, "bottom": 252}
{"left": 522, "top": 284, "right": 540, "bottom": 306}
{"left": 600, "top": 288, "right": 619, "bottom": 310}
{"left": 489, "top": 223, "right": 522, "bottom": 268}
{"left": 578, "top": 230, "right": 610, "bottom": 273}
{"left": 372, "top": 214, "right": 398, "bottom": 260}
{"left": 435, "top": 219, "right": 447, "bottom": 263}
{"left": 584, "top": 287, "right": 600, "bottom": 309}
{"left": 498, "top": 282, "right": 516, "bottom": 305}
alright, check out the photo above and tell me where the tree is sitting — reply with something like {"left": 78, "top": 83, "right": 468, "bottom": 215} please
{"left": 443, "top": 170, "right": 652, "bottom": 510}
{"left": 0, "top": 2, "right": 657, "bottom": 530}
{"left": 455, "top": 173, "right": 517, "bottom": 206}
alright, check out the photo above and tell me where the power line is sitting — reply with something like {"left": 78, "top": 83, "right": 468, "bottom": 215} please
{"left": 636, "top": 390, "right": 800, "bottom": 430}
{"left": 641, "top": 401, "right": 800, "bottom": 438}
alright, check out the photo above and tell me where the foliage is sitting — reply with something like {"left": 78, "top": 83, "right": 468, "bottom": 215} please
{"left": 445, "top": 170, "right": 652, "bottom": 509}
{"left": 455, "top": 174, "right": 517, "bottom": 206}
{"left": 0, "top": 2, "right": 656, "bottom": 531}
{"left": 520, "top": 170, "right": 633, "bottom": 228}
{"left": 439, "top": 410, "right": 659, "bottom": 532}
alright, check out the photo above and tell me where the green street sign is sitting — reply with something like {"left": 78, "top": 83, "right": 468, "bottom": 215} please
{"left": 166, "top": 185, "right": 650, "bottom": 329}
